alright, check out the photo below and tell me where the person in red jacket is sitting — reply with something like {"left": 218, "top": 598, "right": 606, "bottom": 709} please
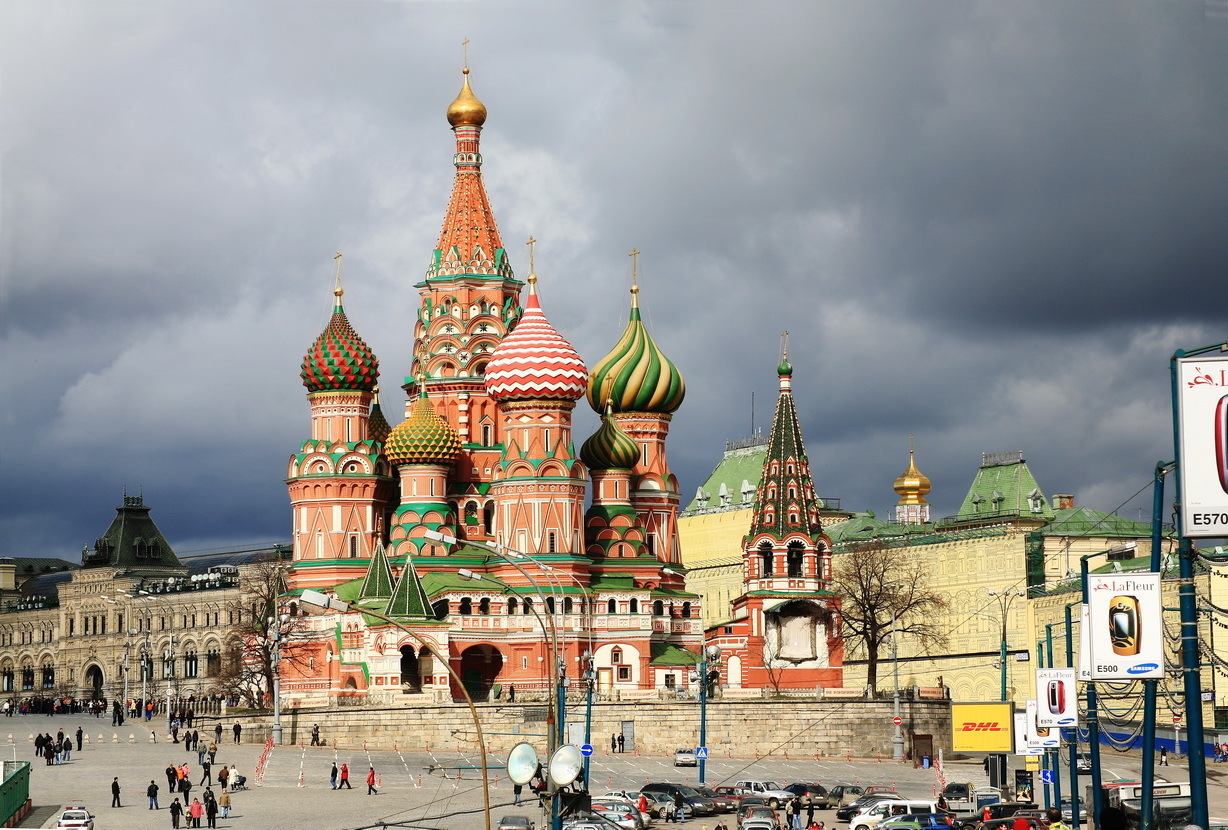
{"left": 338, "top": 763, "right": 352, "bottom": 789}
{"left": 366, "top": 766, "right": 378, "bottom": 795}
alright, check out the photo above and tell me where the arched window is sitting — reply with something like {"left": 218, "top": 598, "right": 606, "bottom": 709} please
{"left": 607, "top": 599, "right": 617, "bottom": 614}
{"left": 629, "top": 599, "right": 639, "bottom": 613}
{"left": 349, "top": 536, "right": 358, "bottom": 558}
{"left": 481, "top": 423, "right": 493, "bottom": 446}
{"left": 547, "top": 532, "right": 557, "bottom": 553}
{"left": 681, "top": 602, "right": 691, "bottom": 618}
{"left": 183, "top": 651, "right": 199, "bottom": 678}
{"left": 479, "top": 598, "right": 491, "bottom": 615}
{"left": 546, "top": 597, "right": 556, "bottom": 614}
{"left": 759, "top": 542, "right": 774, "bottom": 577}
{"left": 653, "top": 600, "right": 664, "bottom": 616}
{"left": 564, "top": 597, "right": 573, "bottom": 613}
{"left": 523, "top": 598, "right": 534, "bottom": 615}
{"left": 458, "top": 598, "right": 472, "bottom": 615}
{"left": 787, "top": 542, "right": 805, "bottom": 578}
{"left": 507, "top": 598, "right": 518, "bottom": 615}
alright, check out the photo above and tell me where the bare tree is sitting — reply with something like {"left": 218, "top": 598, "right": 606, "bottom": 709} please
{"left": 831, "top": 541, "right": 948, "bottom": 693}
{"left": 216, "top": 553, "right": 306, "bottom": 708}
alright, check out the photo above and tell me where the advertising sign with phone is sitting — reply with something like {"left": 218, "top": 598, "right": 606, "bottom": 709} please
{"left": 1013, "top": 712, "right": 1043, "bottom": 755}
{"left": 1025, "top": 698, "right": 1059, "bottom": 748}
{"left": 1177, "top": 355, "right": 1228, "bottom": 537}
{"left": 1078, "top": 604, "right": 1092, "bottom": 681}
{"left": 1035, "top": 667, "right": 1078, "bottom": 727}
{"left": 1087, "top": 572, "right": 1163, "bottom": 680}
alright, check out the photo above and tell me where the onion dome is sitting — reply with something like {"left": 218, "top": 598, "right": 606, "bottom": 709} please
{"left": 447, "top": 67, "right": 487, "bottom": 127}
{"left": 893, "top": 446, "right": 932, "bottom": 505}
{"left": 580, "top": 404, "right": 640, "bottom": 470}
{"left": 586, "top": 283, "right": 685, "bottom": 414}
{"left": 301, "top": 286, "right": 379, "bottom": 393}
{"left": 777, "top": 356, "right": 793, "bottom": 376}
{"left": 368, "top": 388, "right": 391, "bottom": 444}
{"left": 384, "top": 389, "right": 462, "bottom": 466}
{"left": 484, "top": 275, "right": 589, "bottom": 401}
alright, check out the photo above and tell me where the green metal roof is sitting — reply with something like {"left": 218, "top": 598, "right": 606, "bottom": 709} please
{"left": 358, "top": 543, "right": 394, "bottom": 601}
{"left": 386, "top": 554, "right": 433, "bottom": 619}
{"left": 683, "top": 440, "right": 768, "bottom": 513}
{"left": 80, "top": 495, "right": 185, "bottom": 574}
{"left": 649, "top": 642, "right": 699, "bottom": 666}
{"left": 955, "top": 452, "right": 1053, "bottom": 521}
{"left": 1040, "top": 507, "right": 1153, "bottom": 538}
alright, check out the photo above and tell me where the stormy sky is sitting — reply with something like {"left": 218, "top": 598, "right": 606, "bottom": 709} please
{"left": 3, "top": 1, "right": 1227, "bottom": 561}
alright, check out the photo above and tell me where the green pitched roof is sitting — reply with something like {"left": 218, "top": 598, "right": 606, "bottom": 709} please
{"left": 746, "top": 370, "right": 825, "bottom": 541}
{"left": 683, "top": 440, "right": 768, "bottom": 513}
{"left": 358, "top": 543, "right": 394, "bottom": 601}
{"left": 386, "top": 554, "right": 432, "bottom": 619}
{"left": 825, "top": 514, "right": 914, "bottom": 546}
{"left": 649, "top": 642, "right": 699, "bottom": 666}
{"left": 955, "top": 452, "right": 1053, "bottom": 521}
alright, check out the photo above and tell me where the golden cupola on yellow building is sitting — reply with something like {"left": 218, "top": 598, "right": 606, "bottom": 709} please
{"left": 893, "top": 439, "right": 931, "bottom": 525}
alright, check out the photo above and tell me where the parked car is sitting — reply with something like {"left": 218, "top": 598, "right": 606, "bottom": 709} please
{"left": 713, "top": 786, "right": 751, "bottom": 805}
{"left": 879, "top": 815, "right": 956, "bottom": 830}
{"left": 497, "top": 816, "right": 537, "bottom": 830}
{"left": 837, "top": 795, "right": 896, "bottom": 822}
{"left": 740, "top": 807, "right": 780, "bottom": 828}
{"left": 733, "top": 780, "right": 795, "bottom": 808}
{"left": 593, "top": 796, "right": 653, "bottom": 826}
{"left": 824, "top": 784, "right": 867, "bottom": 809}
{"left": 640, "top": 783, "right": 717, "bottom": 816}
{"left": 1060, "top": 798, "right": 1087, "bottom": 824}
{"left": 674, "top": 747, "right": 698, "bottom": 767}
{"left": 981, "top": 818, "right": 1042, "bottom": 830}
{"left": 590, "top": 800, "right": 647, "bottom": 830}
{"left": 982, "top": 804, "right": 1039, "bottom": 822}
{"left": 849, "top": 800, "right": 943, "bottom": 830}
{"left": 784, "top": 783, "right": 829, "bottom": 807}
{"left": 696, "top": 787, "right": 737, "bottom": 813}
{"left": 742, "top": 820, "right": 777, "bottom": 830}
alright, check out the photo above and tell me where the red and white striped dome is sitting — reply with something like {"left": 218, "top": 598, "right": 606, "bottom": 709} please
{"left": 484, "top": 284, "right": 588, "bottom": 402}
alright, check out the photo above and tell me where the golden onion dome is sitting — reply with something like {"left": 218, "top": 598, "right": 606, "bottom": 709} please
{"left": 446, "top": 67, "right": 487, "bottom": 127}
{"left": 893, "top": 449, "right": 932, "bottom": 505}
{"left": 385, "top": 389, "right": 462, "bottom": 467}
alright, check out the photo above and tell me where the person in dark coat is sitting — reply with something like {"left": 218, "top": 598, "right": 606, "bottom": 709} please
{"left": 148, "top": 780, "right": 160, "bottom": 810}
{"left": 75, "top": 727, "right": 83, "bottom": 752}
{"left": 111, "top": 777, "right": 122, "bottom": 807}
{"left": 170, "top": 798, "right": 183, "bottom": 829}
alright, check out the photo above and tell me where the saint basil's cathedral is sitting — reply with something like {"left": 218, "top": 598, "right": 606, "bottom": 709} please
{"left": 279, "top": 67, "right": 843, "bottom": 704}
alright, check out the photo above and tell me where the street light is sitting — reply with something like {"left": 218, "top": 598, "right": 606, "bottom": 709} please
{"left": 985, "top": 588, "right": 1026, "bottom": 701}
{"left": 697, "top": 644, "right": 721, "bottom": 783}
{"left": 299, "top": 589, "right": 491, "bottom": 830}
{"left": 266, "top": 614, "right": 291, "bottom": 746}
{"left": 891, "top": 608, "right": 904, "bottom": 762}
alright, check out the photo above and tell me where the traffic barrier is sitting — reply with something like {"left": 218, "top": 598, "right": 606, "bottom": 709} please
{"left": 149, "top": 733, "right": 157, "bottom": 743}
{"left": 6, "top": 734, "right": 11, "bottom": 744}
{"left": 785, "top": 750, "right": 789, "bottom": 760}
{"left": 454, "top": 772, "right": 460, "bottom": 789}
{"left": 112, "top": 734, "right": 119, "bottom": 743}
{"left": 415, "top": 774, "right": 422, "bottom": 788}
{"left": 26, "top": 734, "right": 32, "bottom": 743}
{"left": 492, "top": 775, "right": 499, "bottom": 789}
{"left": 98, "top": 734, "right": 104, "bottom": 744}
{"left": 298, "top": 771, "right": 305, "bottom": 788}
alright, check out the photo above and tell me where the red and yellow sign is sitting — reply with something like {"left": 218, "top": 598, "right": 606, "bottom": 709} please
{"left": 951, "top": 702, "right": 1014, "bottom": 752}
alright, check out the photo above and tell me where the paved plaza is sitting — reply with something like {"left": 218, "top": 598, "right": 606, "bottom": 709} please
{"left": 7, "top": 713, "right": 1228, "bottom": 829}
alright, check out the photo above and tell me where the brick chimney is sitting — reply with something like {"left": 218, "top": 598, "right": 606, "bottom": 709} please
{"left": 1053, "top": 494, "right": 1074, "bottom": 509}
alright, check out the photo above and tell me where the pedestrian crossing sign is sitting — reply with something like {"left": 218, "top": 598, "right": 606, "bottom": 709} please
{"left": 695, "top": 747, "right": 709, "bottom": 759}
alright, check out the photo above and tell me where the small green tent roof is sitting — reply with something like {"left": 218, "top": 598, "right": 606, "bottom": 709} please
{"left": 649, "top": 642, "right": 699, "bottom": 666}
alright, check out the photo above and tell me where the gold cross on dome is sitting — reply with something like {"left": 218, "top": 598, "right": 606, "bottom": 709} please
{"left": 629, "top": 249, "right": 641, "bottom": 291}
{"left": 462, "top": 39, "right": 470, "bottom": 70}
{"left": 333, "top": 251, "right": 344, "bottom": 297}
{"left": 780, "top": 331, "right": 789, "bottom": 359}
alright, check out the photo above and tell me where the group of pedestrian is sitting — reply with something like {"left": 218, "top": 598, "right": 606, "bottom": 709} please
{"left": 34, "top": 727, "right": 82, "bottom": 765}
{"left": 327, "top": 760, "right": 378, "bottom": 794}
{"left": 610, "top": 732, "right": 625, "bottom": 752}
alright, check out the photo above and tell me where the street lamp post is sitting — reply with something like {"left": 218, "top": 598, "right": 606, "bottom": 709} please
{"left": 299, "top": 589, "right": 491, "bottom": 830}
{"left": 266, "top": 613, "right": 290, "bottom": 746}
{"left": 985, "top": 588, "right": 1026, "bottom": 701}
{"left": 891, "top": 609, "right": 904, "bottom": 761}
{"left": 697, "top": 644, "right": 721, "bottom": 783}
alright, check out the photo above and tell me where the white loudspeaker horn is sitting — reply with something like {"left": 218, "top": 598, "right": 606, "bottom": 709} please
{"left": 548, "top": 744, "right": 583, "bottom": 787}
{"left": 506, "top": 742, "right": 539, "bottom": 786}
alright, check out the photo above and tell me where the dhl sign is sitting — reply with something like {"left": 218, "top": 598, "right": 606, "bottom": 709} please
{"left": 951, "top": 703, "right": 1014, "bottom": 752}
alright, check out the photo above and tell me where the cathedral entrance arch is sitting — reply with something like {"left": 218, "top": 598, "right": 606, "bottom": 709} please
{"left": 458, "top": 645, "right": 503, "bottom": 702}
{"left": 400, "top": 646, "right": 421, "bottom": 692}
{"left": 84, "top": 665, "right": 104, "bottom": 699}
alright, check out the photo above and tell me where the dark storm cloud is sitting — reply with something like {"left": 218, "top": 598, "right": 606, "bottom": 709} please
{"left": 2, "top": 1, "right": 1226, "bottom": 558}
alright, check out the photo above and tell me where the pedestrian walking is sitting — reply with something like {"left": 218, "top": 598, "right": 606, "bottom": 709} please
{"left": 367, "top": 766, "right": 378, "bottom": 795}
{"left": 330, "top": 762, "right": 338, "bottom": 789}
{"left": 148, "top": 780, "right": 160, "bottom": 810}
{"left": 507, "top": 684, "right": 515, "bottom": 702}
{"left": 232, "top": 722, "right": 241, "bottom": 744}
{"left": 217, "top": 766, "right": 229, "bottom": 791}
{"left": 188, "top": 797, "right": 203, "bottom": 828}
{"left": 170, "top": 798, "right": 183, "bottom": 829}
{"left": 111, "top": 777, "right": 122, "bottom": 808}
{"left": 75, "top": 727, "right": 83, "bottom": 752}
{"left": 166, "top": 764, "right": 178, "bottom": 792}
{"left": 207, "top": 742, "right": 217, "bottom": 764}
{"left": 339, "top": 762, "right": 351, "bottom": 789}
{"left": 214, "top": 723, "right": 222, "bottom": 744}
{"left": 1160, "top": 746, "right": 1169, "bottom": 766}
{"left": 514, "top": 782, "right": 523, "bottom": 804}
{"left": 1046, "top": 809, "right": 1069, "bottom": 830}
{"left": 200, "top": 759, "right": 212, "bottom": 786}
{"left": 205, "top": 795, "right": 218, "bottom": 828}
{"left": 806, "top": 796, "right": 815, "bottom": 826}
{"left": 789, "top": 795, "right": 802, "bottom": 830}
{"left": 218, "top": 788, "right": 231, "bottom": 819}
{"left": 618, "top": 733, "right": 625, "bottom": 753}
{"left": 611, "top": 734, "right": 617, "bottom": 753}
{"left": 311, "top": 724, "right": 321, "bottom": 746}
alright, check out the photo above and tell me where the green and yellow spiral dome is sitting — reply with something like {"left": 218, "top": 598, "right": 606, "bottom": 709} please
{"left": 586, "top": 286, "right": 685, "bottom": 414}
{"left": 580, "top": 407, "right": 640, "bottom": 470}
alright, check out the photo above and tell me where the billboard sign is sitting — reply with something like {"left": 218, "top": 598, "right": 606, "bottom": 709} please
{"left": 1078, "top": 604, "right": 1092, "bottom": 681}
{"left": 952, "top": 702, "right": 1014, "bottom": 753}
{"left": 1087, "top": 573, "right": 1164, "bottom": 680}
{"left": 1035, "top": 668, "right": 1078, "bottom": 727}
{"left": 1014, "top": 712, "right": 1043, "bottom": 755}
{"left": 1025, "top": 698, "right": 1059, "bottom": 748}
{"left": 1177, "top": 355, "right": 1228, "bottom": 537}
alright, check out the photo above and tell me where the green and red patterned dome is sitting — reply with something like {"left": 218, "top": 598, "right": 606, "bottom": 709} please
{"left": 301, "top": 288, "right": 379, "bottom": 393}
{"left": 586, "top": 284, "right": 685, "bottom": 415}
{"left": 580, "top": 406, "right": 640, "bottom": 470}
{"left": 385, "top": 389, "right": 462, "bottom": 467}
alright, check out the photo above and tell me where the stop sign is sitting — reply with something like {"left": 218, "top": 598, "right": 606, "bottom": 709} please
{"left": 1173, "top": 714, "right": 1182, "bottom": 725}
{"left": 893, "top": 716, "right": 903, "bottom": 726}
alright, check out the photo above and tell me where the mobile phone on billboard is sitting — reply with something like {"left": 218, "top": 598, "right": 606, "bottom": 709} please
{"left": 1216, "top": 395, "right": 1228, "bottom": 494}
{"left": 1047, "top": 680, "right": 1064, "bottom": 714}
{"left": 1109, "top": 595, "right": 1141, "bottom": 656}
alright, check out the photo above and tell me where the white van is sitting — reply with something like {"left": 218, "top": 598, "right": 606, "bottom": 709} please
{"left": 849, "top": 800, "right": 942, "bottom": 830}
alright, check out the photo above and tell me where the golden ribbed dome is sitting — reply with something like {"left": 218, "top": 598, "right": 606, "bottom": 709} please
{"left": 893, "top": 449, "right": 931, "bottom": 505}
{"left": 446, "top": 68, "right": 487, "bottom": 127}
